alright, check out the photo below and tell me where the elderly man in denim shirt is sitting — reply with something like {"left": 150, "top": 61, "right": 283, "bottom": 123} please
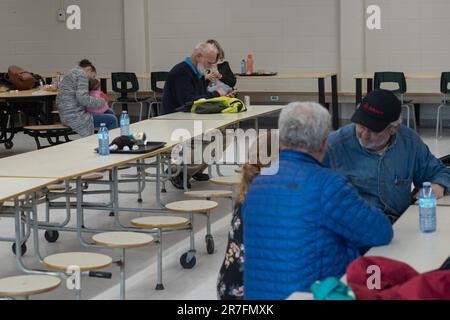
{"left": 324, "top": 89, "right": 450, "bottom": 223}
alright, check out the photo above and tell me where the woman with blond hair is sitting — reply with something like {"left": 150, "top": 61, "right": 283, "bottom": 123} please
{"left": 217, "top": 131, "right": 278, "bottom": 300}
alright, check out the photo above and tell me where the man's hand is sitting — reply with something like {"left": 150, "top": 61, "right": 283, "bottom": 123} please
{"left": 414, "top": 184, "right": 445, "bottom": 199}
{"left": 226, "top": 90, "right": 237, "bottom": 98}
{"left": 205, "top": 69, "right": 220, "bottom": 82}
{"left": 216, "top": 87, "right": 227, "bottom": 96}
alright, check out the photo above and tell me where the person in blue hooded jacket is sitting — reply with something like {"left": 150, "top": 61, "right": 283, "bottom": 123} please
{"left": 243, "top": 101, "right": 393, "bottom": 300}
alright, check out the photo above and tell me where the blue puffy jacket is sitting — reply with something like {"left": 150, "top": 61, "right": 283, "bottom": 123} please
{"left": 243, "top": 150, "right": 393, "bottom": 300}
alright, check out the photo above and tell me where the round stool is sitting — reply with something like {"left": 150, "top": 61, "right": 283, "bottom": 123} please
{"left": 131, "top": 216, "right": 189, "bottom": 290}
{"left": 210, "top": 175, "right": 241, "bottom": 186}
{"left": 0, "top": 275, "right": 61, "bottom": 300}
{"left": 92, "top": 232, "right": 153, "bottom": 300}
{"left": 184, "top": 190, "right": 233, "bottom": 199}
{"left": 81, "top": 173, "right": 104, "bottom": 190}
{"left": 43, "top": 252, "right": 112, "bottom": 300}
{"left": 185, "top": 190, "right": 235, "bottom": 223}
{"left": 166, "top": 200, "right": 218, "bottom": 255}
{"left": 46, "top": 185, "right": 73, "bottom": 192}
{"left": 81, "top": 173, "right": 103, "bottom": 181}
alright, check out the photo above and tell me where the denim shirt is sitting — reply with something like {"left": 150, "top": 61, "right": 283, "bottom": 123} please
{"left": 324, "top": 124, "right": 450, "bottom": 220}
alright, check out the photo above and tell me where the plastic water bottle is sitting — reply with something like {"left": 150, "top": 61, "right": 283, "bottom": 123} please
{"left": 120, "top": 111, "right": 130, "bottom": 137}
{"left": 98, "top": 123, "right": 110, "bottom": 156}
{"left": 240, "top": 59, "right": 247, "bottom": 74}
{"left": 419, "top": 182, "right": 436, "bottom": 233}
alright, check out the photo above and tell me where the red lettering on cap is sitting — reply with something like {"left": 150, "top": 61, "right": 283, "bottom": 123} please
{"left": 362, "top": 102, "right": 384, "bottom": 115}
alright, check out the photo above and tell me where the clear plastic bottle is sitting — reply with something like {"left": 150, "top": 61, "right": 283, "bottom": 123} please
{"left": 120, "top": 111, "right": 130, "bottom": 137}
{"left": 98, "top": 123, "right": 110, "bottom": 156}
{"left": 419, "top": 182, "right": 436, "bottom": 233}
{"left": 241, "top": 59, "right": 247, "bottom": 74}
{"left": 247, "top": 54, "right": 254, "bottom": 74}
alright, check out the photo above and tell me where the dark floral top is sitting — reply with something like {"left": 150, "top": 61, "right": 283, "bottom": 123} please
{"left": 217, "top": 204, "right": 244, "bottom": 300}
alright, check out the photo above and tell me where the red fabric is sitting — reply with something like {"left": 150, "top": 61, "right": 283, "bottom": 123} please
{"left": 347, "top": 256, "right": 450, "bottom": 300}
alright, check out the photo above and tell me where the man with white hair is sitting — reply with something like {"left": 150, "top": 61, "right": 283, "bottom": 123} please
{"left": 162, "top": 42, "right": 228, "bottom": 115}
{"left": 243, "top": 101, "right": 393, "bottom": 300}
{"left": 162, "top": 42, "right": 229, "bottom": 188}
{"left": 324, "top": 89, "right": 450, "bottom": 224}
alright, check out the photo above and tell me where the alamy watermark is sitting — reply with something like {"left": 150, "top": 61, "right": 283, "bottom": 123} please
{"left": 366, "top": 4, "right": 381, "bottom": 30}
{"left": 366, "top": 265, "right": 381, "bottom": 290}
{"left": 169, "top": 121, "right": 279, "bottom": 175}
{"left": 66, "top": 5, "right": 81, "bottom": 30}
{"left": 66, "top": 265, "right": 81, "bottom": 290}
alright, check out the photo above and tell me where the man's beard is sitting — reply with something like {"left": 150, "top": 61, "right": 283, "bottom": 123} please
{"left": 357, "top": 137, "right": 388, "bottom": 152}
{"left": 197, "top": 63, "right": 206, "bottom": 76}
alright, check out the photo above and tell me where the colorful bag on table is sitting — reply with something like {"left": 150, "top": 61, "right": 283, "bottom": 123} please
{"left": 180, "top": 97, "right": 247, "bottom": 114}
{"left": 6, "top": 65, "right": 42, "bottom": 90}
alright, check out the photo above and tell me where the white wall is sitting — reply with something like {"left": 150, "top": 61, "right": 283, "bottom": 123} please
{"left": 0, "top": 0, "right": 125, "bottom": 75}
{"left": 148, "top": 0, "right": 340, "bottom": 92}
{"left": 2, "top": 0, "right": 450, "bottom": 109}
{"left": 365, "top": 0, "right": 450, "bottom": 93}
{"left": 363, "top": 0, "right": 450, "bottom": 121}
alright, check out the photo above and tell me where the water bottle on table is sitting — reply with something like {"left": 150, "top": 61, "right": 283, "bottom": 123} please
{"left": 120, "top": 111, "right": 130, "bottom": 137}
{"left": 241, "top": 59, "right": 247, "bottom": 75}
{"left": 98, "top": 123, "right": 110, "bottom": 156}
{"left": 419, "top": 182, "right": 436, "bottom": 233}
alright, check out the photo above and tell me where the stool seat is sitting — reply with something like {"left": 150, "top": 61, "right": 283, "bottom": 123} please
{"left": 23, "top": 124, "right": 75, "bottom": 149}
{"left": 92, "top": 232, "right": 153, "bottom": 249}
{"left": 165, "top": 200, "right": 218, "bottom": 213}
{"left": 43, "top": 252, "right": 112, "bottom": 271}
{"left": 23, "top": 124, "right": 71, "bottom": 131}
{"left": 131, "top": 216, "right": 189, "bottom": 229}
{"left": 210, "top": 175, "right": 241, "bottom": 186}
{"left": 46, "top": 185, "right": 73, "bottom": 192}
{"left": 184, "top": 190, "right": 233, "bottom": 199}
{"left": 81, "top": 173, "right": 103, "bottom": 181}
{"left": 0, "top": 275, "right": 61, "bottom": 298}
{"left": 15, "top": 190, "right": 45, "bottom": 201}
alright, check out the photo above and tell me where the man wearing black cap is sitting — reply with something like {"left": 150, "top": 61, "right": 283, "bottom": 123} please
{"left": 324, "top": 89, "right": 450, "bottom": 223}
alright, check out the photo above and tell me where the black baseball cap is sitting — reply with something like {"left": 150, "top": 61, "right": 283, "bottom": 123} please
{"left": 351, "top": 89, "right": 402, "bottom": 132}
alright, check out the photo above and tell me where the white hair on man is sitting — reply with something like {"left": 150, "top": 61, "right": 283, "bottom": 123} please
{"left": 278, "top": 101, "right": 331, "bottom": 153}
{"left": 194, "top": 42, "right": 218, "bottom": 56}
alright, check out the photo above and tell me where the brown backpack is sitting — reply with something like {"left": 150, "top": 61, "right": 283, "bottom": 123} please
{"left": 6, "top": 65, "right": 38, "bottom": 90}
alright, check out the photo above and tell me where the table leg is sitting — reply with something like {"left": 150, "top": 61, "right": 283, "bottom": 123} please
{"left": 100, "top": 78, "right": 107, "bottom": 94}
{"left": 318, "top": 78, "right": 325, "bottom": 107}
{"left": 121, "top": 81, "right": 128, "bottom": 113}
{"left": 367, "top": 79, "right": 373, "bottom": 94}
{"left": 331, "top": 75, "right": 339, "bottom": 130}
{"left": 414, "top": 103, "right": 420, "bottom": 127}
{"left": 356, "top": 78, "right": 362, "bottom": 106}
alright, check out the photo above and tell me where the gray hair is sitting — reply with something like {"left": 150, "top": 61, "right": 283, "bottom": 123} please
{"left": 278, "top": 101, "right": 331, "bottom": 153}
{"left": 194, "top": 42, "right": 217, "bottom": 56}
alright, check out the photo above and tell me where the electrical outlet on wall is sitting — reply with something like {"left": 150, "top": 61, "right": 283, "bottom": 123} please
{"left": 57, "top": 9, "right": 66, "bottom": 22}
{"left": 270, "top": 96, "right": 280, "bottom": 102}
